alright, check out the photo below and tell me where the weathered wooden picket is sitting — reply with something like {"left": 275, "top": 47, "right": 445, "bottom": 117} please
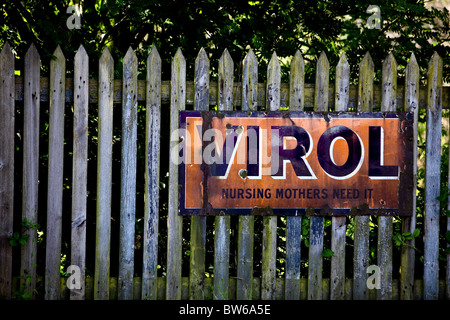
{"left": 0, "top": 42, "right": 449, "bottom": 300}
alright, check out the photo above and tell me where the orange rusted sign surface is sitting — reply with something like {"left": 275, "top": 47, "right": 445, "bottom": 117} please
{"left": 178, "top": 111, "right": 414, "bottom": 216}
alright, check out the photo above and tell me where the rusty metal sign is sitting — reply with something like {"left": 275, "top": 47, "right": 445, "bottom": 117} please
{"left": 178, "top": 111, "right": 414, "bottom": 216}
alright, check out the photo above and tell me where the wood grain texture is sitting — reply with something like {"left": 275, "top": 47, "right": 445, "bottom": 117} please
{"left": 118, "top": 47, "right": 138, "bottom": 300}
{"left": 70, "top": 45, "right": 89, "bottom": 300}
{"left": 166, "top": 48, "right": 185, "bottom": 300}
{"left": 236, "top": 49, "right": 257, "bottom": 300}
{"left": 307, "top": 52, "right": 328, "bottom": 300}
{"left": 423, "top": 52, "right": 443, "bottom": 300}
{"left": 261, "top": 52, "right": 280, "bottom": 300}
{"left": 21, "top": 44, "right": 40, "bottom": 299}
{"left": 284, "top": 51, "right": 305, "bottom": 301}
{"left": 94, "top": 47, "right": 114, "bottom": 300}
{"left": 353, "top": 52, "right": 373, "bottom": 300}
{"left": 400, "top": 53, "right": 419, "bottom": 300}
{"left": 214, "top": 49, "right": 233, "bottom": 300}
{"left": 377, "top": 53, "right": 397, "bottom": 300}
{"left": 45, "top": 45, "right": 66, "bottom": 300}
{"left": 189, "top": 48, "right": 209, "bottom": 300}
{"left": 0, "top": 43, "right": 15, "bottom": 300}
{"left": 142, "top": 46, "right": 161, "bottom": 300}
{"left": 330, "top": 52, "right": 349, "bottom": 300}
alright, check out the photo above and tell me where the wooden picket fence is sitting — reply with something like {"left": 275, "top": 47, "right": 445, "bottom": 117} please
{"left": 0, "top": 42, "right": 449, "bottom": 300}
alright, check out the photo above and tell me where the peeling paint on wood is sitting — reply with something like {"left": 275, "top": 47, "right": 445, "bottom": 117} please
{"left": 142, "top": 45, "right": 161, "bottom": 300}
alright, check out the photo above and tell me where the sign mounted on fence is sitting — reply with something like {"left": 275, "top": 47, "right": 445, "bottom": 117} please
{"left": 178, "top": 111, "right": 414, "bottom": 216}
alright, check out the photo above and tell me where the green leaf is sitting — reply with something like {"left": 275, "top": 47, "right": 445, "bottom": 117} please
{"left": 322, "top": 248, "right": 334, "bottom": 258}
{"left": 445, "top": 231, "right": 450, "bottom": 243}
{"left": 304, "top": 238, "right": 309, "bottom": 248}
{"left": 413, "top": 228, "right": 420, "bottom": 238}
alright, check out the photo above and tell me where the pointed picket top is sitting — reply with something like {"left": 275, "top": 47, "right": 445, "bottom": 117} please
{"left": 173, "top": 47, "right": 186, "bottom": 66}
{"left": 289, "top": 50, "right": 305, "bottom": 111}
{"left": 122, "top": 47, "right": 138, "bottom": 102}
{"left": 146, "top": 45, "right": 161, "bottom": 96}
{"left": 267, "top": 51, "right": 281, "bottom": 111}
{"left": 147, "top": 45, "right": 161, "bottom": 65}
{"left": 194, "top": 47, "right": 210, "bottom": 111}
{"left": 314, "top": 51, "right": 329, "bottom": 112}
{"left": 427, "top": 51, "right": 443, "bottom": 112}
{"left": 195, "top": 47, "right": 209, "bottom": 75}
{"left": 242, "top": 48, "right": 258, "bottom": 111}
{"left": 170, "top": 48, "right": 186, "bottom": 110}
{"left": 122, "top": 46, "right": 138, "bottom": 108}
{"left": 123, "top": 46, "right": 137, "bottom": 65}
{"left": 0, "top": 42, "right": 14, "bottom": 77}
{"left": 75, "top": 44, "right": 88, "bottom": 61}
{"left": 147, "top": 45, "right": 161, "bottom": 99}
{"left": 404, "top": 53, "right": 419, "bottom": 112}
{"left": 50, "top": 45, "right": 66, "bottom": 82}
{"left": 357, "top": 52, "right": 374, "bottom": 112}
{"left": 25, "top": 43, "right": 39, "bottom": 59}
{"left": 218, "top": 48, "right": 234, "bottom": 111}
{"left": 1, "top": 41, "right": 12, "bottom": 55}
{"left": 381, "top": 53, "right": 397, "bottom": 112}
{"left": 50, "top": 45, "right": 66, "bottom": 101}
{"left": 243, "top": 47, "right": 257, "bottom": 65}
{"left": 53, "top": 45, "right": 65, "bottom": 60}
{"left": 0, "top": 41, "right": 14, "bottom": 81}
{"left": 335, "top": 52, "right": 350, "bottom": 112}
{"left": 99, "top": 46, "right": 113, "bottom": 63}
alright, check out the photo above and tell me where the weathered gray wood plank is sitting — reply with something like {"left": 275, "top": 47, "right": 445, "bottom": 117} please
{"left": 0, "top": 42, "right": 15, "bottom": 300}
{"left": 236, "top": 49, "right": 257, "bottom": 300}
{"left": 289, "top": 50, "right": 304, "bottom": 110}
{"left": 70, "top": 45, "right": 89, "bottom": 300}
{"left": 284, "top": 50, "right": 304, "bottom": 301}
{"left": 21, "top": 43, "right": 40, "bottom": 299}
{"left": 45, "top": 45, "right": 66, "bottom": 300}
{"left": 94, "top": 47, "right": 114, "bottom": 300}
{"left": 330, "top": 52, "right": 349, "bottom": 300}
{"left": 189, "top": 48, "right": 209, "bottom": 300}
{"left": 423, "top": 52, "right": 443, "bottom": 300}
{"left": 214, "top": 49, "right": 233, "bottom": 300}
{"left": 400, "top": 53, "right": 419, "bottom": 301}
{"left": 377, "top": 53, "right": 397, "bottom": 300}
{"left": 118, "top": 47, "right": 138, "bottom": 300}
{"left": 334, "top": 52, "right": 350, "bottom": 112}
{"left": 307, "top": 52, "right": 328, "bottom": 300}
{"left": 261, "top": 52, "right": 280, "bottom": 300}
{"left": 166, "top": 48, "right": 186, "bottom": 300}
{"left": 242, "top": 48, "right": 258, "bottom": 111}
{"left": 142, "top": 45, "right": 161, "bottom": 300}
{"left": 353, "top": 52, "right": 373, "bottom": 300}
{"left": 285, "top": 214, "right": 301, "bottom": 300}
{"left": 308, "top": 216, "right": 324, "bottom": 300}
{"left": 330, "top": 216, "right": 346, "bottom": 300}
{"left": 314, "top": 51, "right": 329, "bottom": 111}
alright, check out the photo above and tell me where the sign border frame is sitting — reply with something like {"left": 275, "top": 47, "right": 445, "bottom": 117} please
{"left": 178, "top": 110, "right": 414, "bottom": 217}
